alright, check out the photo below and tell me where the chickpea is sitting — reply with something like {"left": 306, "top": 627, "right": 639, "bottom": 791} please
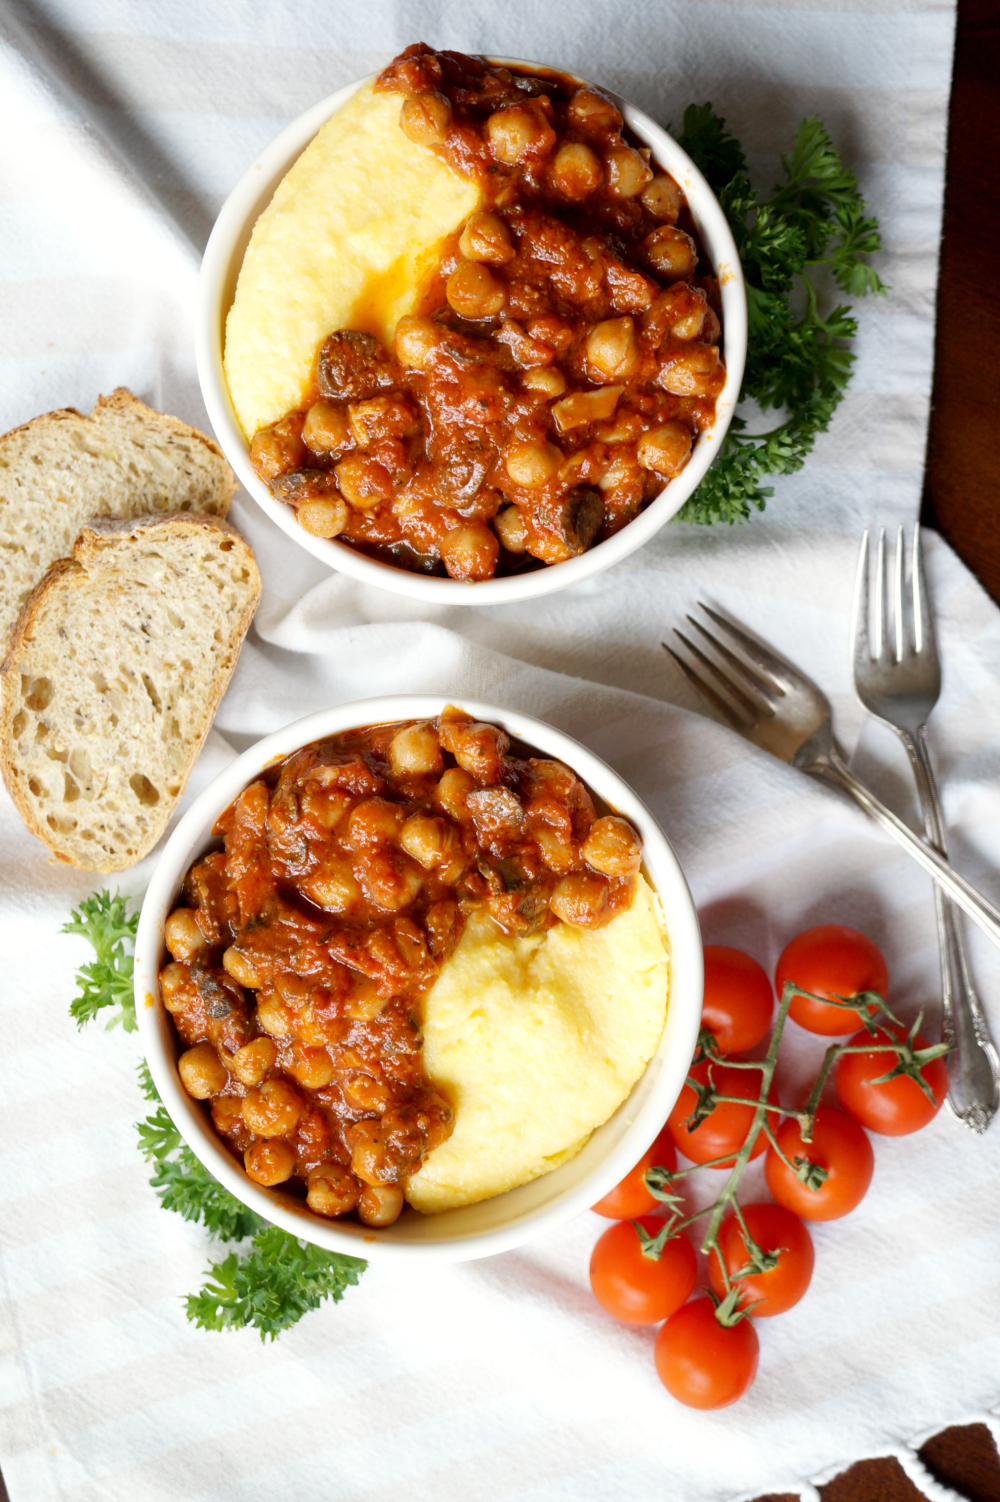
{"left": 301, "top": 785, "right": 351, "bottom": 830}
{"left": 248, "top": 412, "right": 306, "bottom": 482}
{"left": 307, "top": 1162, "right": 361, "bottom": 1218}
{"left": 598, "top": 451, "right": 640, "bottom": 493}
{"left": 288, "top": 1043, "right": 335, "bottom": 1090}
{"left": 164, "top": 908, "right": 205, "bottom": 963}
{"left": 394, "top": 313, "right": 440, "bottom": 370}
{"left": 485, "top": 104, "right": 555, "bottom": 166}
{"left": 585, "top": 317, "right": 640, "bottom": 383}
{"left": 302, "top": 399, "right": 353, "bottom": 457}
{"left": 342, "top": 1071, "right": 391, "bottom": 1114}
{"left": 356, "top": 849, "right": 424, "bottom": 913}
{"left": 605, "top": 145, "right": 653, "bottom": 199}
{"left": 335, "top": 455, "right": 394, "bottom": 508}
{"left": 494, "top": 505, "right": 528, "bottom": 552}
{"left": 230, "top": 1035, "right": 278, "bottom": 1087}
{"left": 521, "top": 366, "right": 566, "bottom": 398}
{"left": 549, "top": 141, "right": 602, "bottom": 201}
{"left": 435, "top": 766, "right": 476, "bottom": 824}
{"left": 440, "top": 521, "right": 500, "bottom": 582}
{"left": 566, "top": 87, "right": 622, "bottom": 136}
{"left": 211, "top": 1094, "right": 246, "bottom": 1140}
{"left": 549, "top": 871, "right": 611, "bottom": 929}
{"left": 535, "top": 826, "right": 577, "bottom": 874}
{"left": 400, "top": 812, "right": 456, "bottom": 869}
{"left": 344, "top": 982, "right": 389, "bottom": 1023}
{"left": 358, "top": 1182, "right": 405, "bottom": 1228}
{"left": 446, "top": 261, "right": 506, "bottom": 321}
{"left": 349, "top": 395, "right": 419, "bottom": 448}
{"left": 245, "top": 1139, "right": 296, "bottom": 1187}
{"left": 505, "top": 440, "right": 563, "bottom": 487}
{"left": 459, "top": 211, "right": 515, "bottom": 265}
{"left": 389, "top": 721, "right": 443, "bottom": 778}
{"left": 643, "top": 225, "right": 698, "bottom": 280}
{"left": 159, "top": 961, "right": 194, "bottom": 1013}
{"left": 637, "top": 421, "right": 693, "bottom": 477}
{"left": 658, "top": 345, "right": 721, "bottom": 397}
{"left": 399, "top": 89, "right": 452, "bottom": 147}
{"left": 297, "top": 495, "right": 349, "bottom": 539}
{"left": 222, "top": 945, "right": 260, "bottom": 988}
{"left": 241, "top": 1077, "right": 303, "bottom": 1137}
{"left": 349, "top": 1119, "right": 393, "bottom": 1186}
{"left": 582, "top": 815, "right": 642, "bottom": 877}
{"left": 178, "top": 1043, "right": 228, "bottom": 1100}
{"left": 255, "top": 993, "right": 292, "bottom": 1037}
{"left": 305, "top": 858, "right": 362, "bottom": 913}
{"left": 642, "top": 173, "right": 683, "bottom": 223}
{"left": 347, "top": 797, "right": 403, "bottom": 850}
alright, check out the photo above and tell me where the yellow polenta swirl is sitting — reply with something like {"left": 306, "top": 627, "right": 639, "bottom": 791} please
{"left": 406, "top": 874, "right": 669, "bottom": 1214}
{"left": 224, "top": 81, "right": 481, "bottom": 441}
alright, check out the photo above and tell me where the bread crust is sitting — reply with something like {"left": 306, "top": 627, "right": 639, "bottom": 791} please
{"left": 0, "top": 512, "right": 261, "bottom": 873}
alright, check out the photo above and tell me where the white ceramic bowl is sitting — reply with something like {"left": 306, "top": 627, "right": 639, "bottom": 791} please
{"left": 196, "top": 61, "right": 747, "bottom": 605}
{"left": 134, "top": 696, "right": 703, "bottom": 1262}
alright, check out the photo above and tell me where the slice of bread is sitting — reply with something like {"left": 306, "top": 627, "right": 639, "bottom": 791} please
{"left": 0, "top": 387, "right": 235, "bottom": 655}
{"left": 0, "top": 513, "right": 261, "bottom": 872}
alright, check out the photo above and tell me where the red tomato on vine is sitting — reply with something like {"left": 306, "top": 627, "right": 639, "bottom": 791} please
{"left": 836, "top": 1022, "right": 947, "bottom": 1135}
{"left": 707, "top": 1202, "right": 814, "bottom": 1316}
{"left": 701, "top": 946, "right": 773, "bottom": 1054}
{"left": 667, "top": 1059, "right": 778, "bottom": 1167}
{"left": 589, "top": 1218, "right": 697, "bottom": 1325}
{"left": 776, "top": 925, "right": 888, "bottom": 1036}
{"left": 654, "top": 1298, "right": 759, "bottom": 1409}
{"left": 591, "top": 1128, "right": 677, "bottom": 1219}
{"left": 764, "top": 1105, "right": 874, "bottom": 1220}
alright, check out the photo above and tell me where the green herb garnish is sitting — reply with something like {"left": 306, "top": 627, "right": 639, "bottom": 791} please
{"left": 67, "top": 896, "right": 367, "bottom": 1339}
{"left": 674, "top": 105, "right": 887, "bottom": 525}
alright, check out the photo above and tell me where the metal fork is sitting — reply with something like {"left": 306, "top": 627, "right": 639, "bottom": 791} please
{"left": 664, "top": 605, "right": 1000, "bottom": 951}
{"left": 852, "top": 525, "right": 999, "bottom": 1132}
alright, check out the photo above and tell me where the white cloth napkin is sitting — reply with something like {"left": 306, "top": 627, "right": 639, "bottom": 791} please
{"left": 3, "top": 4, "right": 999, "bottom": 1501}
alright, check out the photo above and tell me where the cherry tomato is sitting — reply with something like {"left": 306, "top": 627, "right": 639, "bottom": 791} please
{"left": 775, "top": 924, "right": 888, "bottom": 1036}
{"left": 702, "top": 946, "right": 774, "bottom": 1054}
{"left": 835, "top": 1022, "right": 947, "bottom": 1135}
{"left": 591, "top": 1128, "right": 677, "bottom": 1219}
{"left": 654, "top": 1297, "right": 759, "bottom": 1408}
{"left": 764, "top": 1105, "right": 874, "bottom": 1220}
{"left": 589, "top": 1217, "right": 697, "bottom": 1326}
{"left": 667, "top": 1058, "right": 778, "bottom": 1168}
{"left": 707, "top": 1202, "right": 814, "bottom": 1316}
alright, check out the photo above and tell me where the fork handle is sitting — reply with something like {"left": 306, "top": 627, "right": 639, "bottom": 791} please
{"left": 811, "top": 753, "right": 1000, "bottom": 951}
{"left": 904, "top": 728, "right": 1000, "bottom": 1131}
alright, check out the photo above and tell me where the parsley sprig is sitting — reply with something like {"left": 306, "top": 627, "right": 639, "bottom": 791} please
{"left": 67, "top": 892, "right": 367, "bottom": 1339}
{"left": 63, "top": 891, "right": 139, "bottom": 1031}
{"left": 673, "top": 105, "right": 887, "bottom": 524}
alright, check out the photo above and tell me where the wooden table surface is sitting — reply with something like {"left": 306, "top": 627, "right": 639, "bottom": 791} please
{"left": 1, "top": 6, "right": 997, "bottom": 1501}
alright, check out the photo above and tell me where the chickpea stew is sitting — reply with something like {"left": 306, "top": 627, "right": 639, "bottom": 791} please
{"left": 160, "top": 707, "right": 645, "bottom": 1228}
{"left": 248, "top": 44, "right": 725, "bottom": 582}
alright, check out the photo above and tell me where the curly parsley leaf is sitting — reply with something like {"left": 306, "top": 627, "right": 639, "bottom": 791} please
{"left": 63, "top": 891, "right": 139, "bottom": 1031}
{"left": 673, "top": 108, "right": 887, "bottom": 525}
{"left": 187, "top": 1227, "right": 367, "bottom": 1341}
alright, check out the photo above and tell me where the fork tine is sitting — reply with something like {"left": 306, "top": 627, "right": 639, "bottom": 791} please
{"left": 912, "top": 521, "right": 934, "bottom": 658}
{"left": 695, "top": 604, "right": 789, "bottom": 695}
{"left": 851, "top": 528, "right": 871, "bottom": 669}
{"left": 662, "top": 644, "right": 752, "bottom": 732}
{"left": 672, "top": 630, "right": 761, "bottom": 724}
{"left": 893, "top": 524, "right": 906, "bottom": 662}
{"left": 874, "top": 527, "right": 889, "bottom": 663}
{"left": 685, "top": 615, "right": 778, "bottom": 716}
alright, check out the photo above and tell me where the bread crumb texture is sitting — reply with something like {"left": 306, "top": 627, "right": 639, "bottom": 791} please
{"left": 224, "top": 80, "right": 481, "bottom": 440}
{"left": 0, "top": 514, "right": 260, "bottom": 872}
{"left": 405, "top": 874, "right": 670, "bottom": 1214}
{"left": 0, "top": 388, "right": 235, "bottom": 651}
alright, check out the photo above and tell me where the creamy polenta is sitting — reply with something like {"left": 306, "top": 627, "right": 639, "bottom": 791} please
{"left": 405, "top": 874, "right": 669, "bottom": 1215}
{"left": 224, "top": 81, "right": 480, "bottom": 441}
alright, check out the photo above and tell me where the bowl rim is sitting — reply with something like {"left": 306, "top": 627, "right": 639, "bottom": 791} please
{"left": 134, "top": 695, "right": 703, "bottom": 1263}
{"left": 195, "top": 58, "right": 747, "bottom": 606}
